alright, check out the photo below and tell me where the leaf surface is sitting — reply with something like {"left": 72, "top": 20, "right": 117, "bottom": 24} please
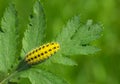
{"left": 19, "top": 68, "right": 68, "bottom": 84}
{"left": 0, "top": 4, "right": 18, "bottom": 78}
{"left": 56, "top": 16, "right": 102, "bottom": 56}
{"left": 21, "top": 1, "right": 46, "bottom": 58}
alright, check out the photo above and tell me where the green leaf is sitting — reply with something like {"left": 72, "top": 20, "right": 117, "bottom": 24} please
{"left": 9, "top": 78, "right": 31, "bottom": 84}
{"left": 21, "top": 0, "right": 46, "bottom": 58}
{"left": 18, "top": 78, "right": 31, "bottom": 84}
{"left": 61, "top": 45, "right": 101, "bottom": 55}
{"left": 52, "top": 52, "right": 77, "bottom": 66}
{"left": 19, "top": 68, "right": 68, "bottom": 84}
{"left": 56, "top": 16, "right": 80, "bottom": 45}
{"left": 0, "top": 4, "right": 18, "bottom": 78}
{"left": 73, "top": 20, "right": 103, "bottom": 45}
{"left": 56, "top": 16, "right": 102, "bottom": 55}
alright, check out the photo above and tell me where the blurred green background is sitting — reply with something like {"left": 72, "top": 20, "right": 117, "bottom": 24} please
{"left": 0, "top": 0, "right": 120, "bottom": 84}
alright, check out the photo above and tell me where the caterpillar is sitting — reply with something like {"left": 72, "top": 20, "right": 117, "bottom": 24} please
{"left": 25, "top": 42, "right": 60, "bottom": 65}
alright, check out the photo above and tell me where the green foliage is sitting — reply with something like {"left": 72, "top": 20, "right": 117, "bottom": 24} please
{"left": 0, "top": 0, "right": 103, "bottom": 84}
{"left": 0, "top": 4, "right": 19, "bottom": 81}
{"left": 21, "top": 1, "right": 46, "bottom": 58}
{"left": 56, "top": 17, "right": 102, "bottom": 56}
{"left": 19, "top": 68, "right": 68, "bottom": 84}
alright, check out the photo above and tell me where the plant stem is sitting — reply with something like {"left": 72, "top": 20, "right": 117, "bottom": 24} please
{"left": 0, "top": 63, "right": 30, "bottom": 84}
{"left": 0, "top": 70, "right": 18, "bottom": 84}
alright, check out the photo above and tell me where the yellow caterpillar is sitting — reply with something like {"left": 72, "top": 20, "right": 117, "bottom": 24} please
{"left": 25, "top": 42, "right": 60, "bottom": 65}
